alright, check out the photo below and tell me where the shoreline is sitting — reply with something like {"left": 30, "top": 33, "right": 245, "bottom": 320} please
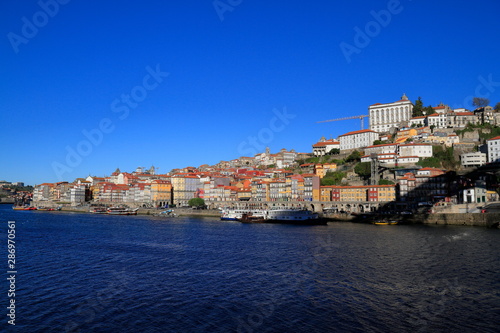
{"left": 9, "top": 206, "right": 500, "bottom": 228}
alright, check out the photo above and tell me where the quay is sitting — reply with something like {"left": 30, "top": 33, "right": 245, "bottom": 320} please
{"left": 24, "top": 201, "right": 500, "bottom": 228}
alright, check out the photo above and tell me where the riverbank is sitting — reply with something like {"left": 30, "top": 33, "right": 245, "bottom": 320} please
{"left": 23, "top": 206, "right": 500, "bottom": 228}
{"left": 55, "top": 206, "right": 222, "bottom": 217}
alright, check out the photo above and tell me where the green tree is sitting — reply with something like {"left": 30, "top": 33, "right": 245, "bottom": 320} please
{"left": 378, "top": 179, "right": 394, "bottom": 185}
{"left": 327, "top": 148, "right": 340, "bottom": 155}
{"left": 345, "top": 150, "right": 362, "bottom": 163}
{"left": 372, "top": 140, "right": 384, "bottom": 146}
{"left": 188, "top": 198, "right": 205, "bottom": 208}
{"left": 423, "top": 105, "right": 435, "bottom": 115}
{"left": 412, "top": 97, "right": 424, "bottom": 117}
{"left": 418, "top": 157, "right": 441, "bottom": 168}
{"left": 321, "top": 171, "right": 346, "bottom": 186}
{"left": 354, "top": 162, "right": 371, "bottom": 179}
{"left": 494, "top": 102, "right": 500, "bottom": 112}
{"left": 472, "top": 97, "right": 490, "bottom": 109}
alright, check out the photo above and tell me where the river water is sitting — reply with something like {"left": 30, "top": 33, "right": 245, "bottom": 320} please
{"left": 1, "top": 205, "right": 499, "bottom": 332}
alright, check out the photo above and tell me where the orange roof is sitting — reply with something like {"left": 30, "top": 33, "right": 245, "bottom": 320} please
{"left": 312, "top": 139, "right": 339, "bottom": 147}
{"left": 399, "top": 143, "right": 431, "bottom": 147}
{"left": 338, "top": 129, "right": 376, "bottom": 137}
{"left": 488, "top": 136, "right": 500, "bottom": 141}
{"left": 365, "top": 143, "right": 397, "bottom": 149}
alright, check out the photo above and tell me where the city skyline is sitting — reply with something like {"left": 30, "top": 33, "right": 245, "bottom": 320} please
{"left": 2, "top": 0, "right": 500, "bottom": 185}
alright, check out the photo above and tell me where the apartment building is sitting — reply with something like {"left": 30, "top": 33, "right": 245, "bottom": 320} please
{"left": 339, "top": 129, "right": 379, "bottom": 151}
{"left": 487, "top": 136, "right": 500, "bottom": 163}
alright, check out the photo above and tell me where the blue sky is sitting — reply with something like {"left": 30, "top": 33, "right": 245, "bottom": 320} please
{"left": 1, "top": 0, "right": 499, "bottom": 185}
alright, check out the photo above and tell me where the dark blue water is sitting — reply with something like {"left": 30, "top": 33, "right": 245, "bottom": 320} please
{"left": 1, "top": 205, "right": 499, "bottom": 332}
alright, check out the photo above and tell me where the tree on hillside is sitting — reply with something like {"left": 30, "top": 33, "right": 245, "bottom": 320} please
{"left": 321, "top": 171, "right": 346, "bottom": 186}
{"left": 472, "top": 97, "right": 490, "bottom": 109}
{"left": 418, "top": 157, "right": 441, "bottom": 168}
{"left": 345, "top": 150, "right": 362, "bottom": 163}
{"left": 412, "top": 97, "right": 424, "bottom": 117}
{"left": 423, "top": 105, "right": 435, "bottom": 115}
{"left": 354, "top": 162, "right": 371, "bottom": 179}
{"left": 188, "top": 198, "right": 205, "bottom": 208}
{"left": 494, "top": 102, "right": 500, "bottom": 112}
{"left": 327, "top": 148, "right": 340, "bottom": 155}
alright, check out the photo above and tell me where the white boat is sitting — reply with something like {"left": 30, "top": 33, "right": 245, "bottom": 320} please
{"left": 91, "top": 207, "right": 107, "bottom": 214}
{"left": 221, "top": 208, "right": 326, "bottom": 225}
{"left": 107, "top": 207, "right": 138, "bottom": 215}
{"left": 264, "top": 209, "right": 321, "bottom": 222}
{"left": 220, "top": 209, "right": 264, "bottom": 221}
{"left": 156, "top": 209, "right": 177, "bottom": 217}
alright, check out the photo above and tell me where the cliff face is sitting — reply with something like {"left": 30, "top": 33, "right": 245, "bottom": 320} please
{"left": 460, "top": 130, "right": 480, "bottom": 143}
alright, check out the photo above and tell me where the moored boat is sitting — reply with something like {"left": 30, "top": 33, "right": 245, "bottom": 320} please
{"left": 107, "top": 207, "right": 138, "bottom": 215}
{"left": 221, "top": 208, "right": 326, "bottom": 225}
{"left": 220, "top": 209, "right": 264, "bottom": 221}
{"left": 264, "top": 209, "right": 326, "bottom": 225}
{"left": 12, "top": 206, "right": 37, "bottom": 210}
{"left": 91, "top": 207, "right": 108, "bottom": 214}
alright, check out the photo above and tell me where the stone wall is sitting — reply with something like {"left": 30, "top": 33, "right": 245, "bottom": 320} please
{"left": 421, "top": 213, "right": 499, "bottom": 227}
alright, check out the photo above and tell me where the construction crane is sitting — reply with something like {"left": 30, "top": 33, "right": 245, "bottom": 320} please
{"left": 317, "top": 114, "right": 370, "bottom": 130}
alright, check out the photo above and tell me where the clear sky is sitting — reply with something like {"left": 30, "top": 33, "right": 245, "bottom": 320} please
{"left": 1, "top": 0, "right": 499, "bottom": 185}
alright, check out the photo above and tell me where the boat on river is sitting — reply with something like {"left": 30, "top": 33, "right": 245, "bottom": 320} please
{"left": 155, "top": 209, "right": 177, "bottom": 217}
{"left": 220, "top": 209, "right": 265, "bottom": 221}
{"left": 12, "top": 206, "right": 37, "bottom": 210}
{"left": 107, "top": 207, "right": 138, "bottom": 215}
{"left": 222, "top": 208, "right": 327, "bottom": 225}
{"left": 37, "top": 206, "right": 62, "bottom": 211}
{"left": 91, "top": 207, "right": 108, "bottom": 214}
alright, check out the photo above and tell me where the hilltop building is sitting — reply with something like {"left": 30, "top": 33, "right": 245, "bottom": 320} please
{"left": 312, "top": 137, "right": 340, "bottom": 156}
{"left": 369, "top": 94, "right": 413, "bottom": 133}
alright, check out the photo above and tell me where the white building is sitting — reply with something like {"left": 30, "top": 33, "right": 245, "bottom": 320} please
{"left": 408, "top": 116, "right": 427, "bottom": 128}
{"left": 427, "top": 113, "right": 448, "bottom": 129}
{"left": 487, "top": 136, "right": 500, "bottom": 163}
{"left": 460, "top": 152, "right": 487, "bottom": 168}
{"left": 338, "top": 129, "right": 379, "bottom": 151}
{"left": 447, "top": 112, "right": 478, "bottom": 128}
{"left": 33, "top": 183, "right": 54, "bottom": 201}
{"left": 364, "top": 143, "right": 398, "bottom": 156}
{"left": 398, "top": 143, "right": 433, "bottom": 158}
{"left": 369, "top": 94, "right": 413, "bottom": 133}
{"left": 312, "top": 138, "right": 340, "bottom": 156}
{"left": 70, "top": 185, "right": 86, "bottom": 206}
